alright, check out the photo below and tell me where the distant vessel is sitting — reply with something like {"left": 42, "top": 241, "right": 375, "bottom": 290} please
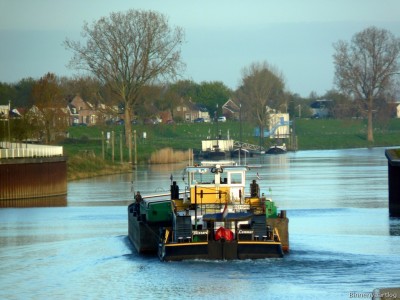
{"left": 197, "top": 139, "right": 234, "bottom": 160}
{"left": 231, "top": 148, "right": 251, "bottom": 158}
{"left": 128, "top": 160, "right": 289, "bottom": 261}
{"left": 266, "top": 144, "right": 287, "bottom": 154}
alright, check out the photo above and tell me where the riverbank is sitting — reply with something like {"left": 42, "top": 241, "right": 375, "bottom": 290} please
{"left": 295, "top": 118, "right": 400, "bottom": 149}
{"left": 66, "top": 147, "right": 193, "bottom": 181}
{"left": 67, "top": 153, "right": 132, "bottom": 181}
{"left": 64, "top": 118, "right": 400, "bottom": 180}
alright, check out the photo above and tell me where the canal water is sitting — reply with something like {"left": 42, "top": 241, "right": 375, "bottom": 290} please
{"left": 1, "top": 148, "right": 399, "bottom": 299}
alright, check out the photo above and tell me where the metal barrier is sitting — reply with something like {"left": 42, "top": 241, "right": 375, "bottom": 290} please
{"left": 0, "top": 142, "right": 63, "bottom": 159}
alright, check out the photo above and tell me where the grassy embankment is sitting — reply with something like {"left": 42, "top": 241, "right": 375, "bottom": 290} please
{"left": 63, "top": 118, "right": 400, "bottom": 180}
{"left": 295, "top": 118, "right": 400, "bottom": 149}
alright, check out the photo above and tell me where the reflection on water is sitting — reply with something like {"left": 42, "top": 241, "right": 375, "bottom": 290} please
{"left": 254, "top": 148, "right": 389, "bottom": 209}
{"left": 1, "top": 147, "right": 400, "bottom": 300}
{"left": 390, "top": 218, "right": 400, "bottom": 236}
{"left": 67, "top": 163, "right": 189, "bottom": 206}
{"left": 69, "top": 147, "right": 390, "bottom": 209}
{"left": 0, "top": 195, "right": 67, "bottom": 208}
{"left": 147, "top": 161, "right": 188, "bottom": 172}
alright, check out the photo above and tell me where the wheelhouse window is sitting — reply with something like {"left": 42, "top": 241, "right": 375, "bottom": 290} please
{"left": 192, "top": 172, "right": 214, "bottom": 184}
{"left": 230, "top": 172, "right": 243, "bottom": 184}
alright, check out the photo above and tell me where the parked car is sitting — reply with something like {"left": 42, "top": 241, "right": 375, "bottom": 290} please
{"left": 217, "top": 116, "right": 226, "bottom": 122}
{"left": 194, "top": 117, "right": 205, "bottom": 123}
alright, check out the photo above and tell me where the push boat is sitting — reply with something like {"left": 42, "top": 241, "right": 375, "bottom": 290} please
{"left": 128, "top": 161, "right": 289, "bottom": 261}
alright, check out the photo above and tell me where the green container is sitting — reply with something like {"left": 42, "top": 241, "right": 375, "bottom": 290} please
{"left": 145, "top": 200, "right": 172, "bottom": 223}
{"left": 265, "top": 201, "right": 278, "bottom": 218}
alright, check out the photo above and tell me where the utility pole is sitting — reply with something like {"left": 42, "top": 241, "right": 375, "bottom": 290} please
{"left": 134, "top": 130, "right": 137, "bottom": 165}
{"left": 111, "top": 131, "right": 115, "bottom": 162}
{"left": 215, "top": 104, "right": 220, "bottom": 149}
{"left": 101, "top": 131, "right": 105, "bottom": 159}
{"left": 120, "top": 132, "right": 123, "bottom": 163}
{"left": 297, "top": 104, "right": 301, "bottom": 118}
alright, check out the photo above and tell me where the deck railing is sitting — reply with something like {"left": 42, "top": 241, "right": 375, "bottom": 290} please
{"left": 233, "top": 141, "right": 265, "bottom": 151}
{"left": 0, "top": 142, "right": 63, "bottom": 159}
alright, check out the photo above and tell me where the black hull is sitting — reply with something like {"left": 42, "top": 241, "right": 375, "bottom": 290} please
{"left": 231, "top": 149, "right": 252, "bottom": 158}
{"left": 128, "top": 203, "right": 288, "bottom": 261}
{"left": 159, "top": 240, "right": 283, "bottom": 261}
{"left": 196, "top": 151, "right": 229, "bottom": 160}
{"left": 128, "top": 203, "right": 162, "bottom": 254}
{"left": 266, "top": 147, "right": 287, "bottom": 154}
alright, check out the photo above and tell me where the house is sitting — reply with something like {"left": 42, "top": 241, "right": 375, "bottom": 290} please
{"left": 97, "top": 103, "right": 120, "bottom": 124}
{"left": 82, "top": 102, "right": 119, "bottom": 125}
{"left": 172, "top": 99, "right": 188, "bottom": 121}
{"left": 196, "top": 104, "right": 210, "bottom": 121}
{"left": 172, "top": 98, "right": 210, "bottom": 122}
{"left": 158, "top": 110, "right": 173, "bottom": 123}
{"left": 68, "top": 95, "right": 97, "bottom": 126}
{"left": 67, "top": 103, "right": 79, "bottom": 126}
{"left": 222, "top": 99, "right": 240, "bottom": 120}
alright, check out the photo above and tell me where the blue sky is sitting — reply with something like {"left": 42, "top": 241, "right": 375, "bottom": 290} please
{"left": 1, "top": 0, "right": 399, "bottom": 97}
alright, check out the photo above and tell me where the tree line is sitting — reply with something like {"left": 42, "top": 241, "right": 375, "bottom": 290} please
{"left": 1, "top": 9, "right": 399, "bottom": 146}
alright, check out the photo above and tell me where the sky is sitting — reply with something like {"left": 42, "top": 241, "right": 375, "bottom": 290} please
{"left": 1, "top": 0, "right": 400, "bottom": 97}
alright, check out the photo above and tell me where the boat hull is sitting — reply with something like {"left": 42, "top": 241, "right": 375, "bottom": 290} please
{"left": 128, "top": 203, "right": 162, "bottom": 254}
{"left": 198, "top": 151, "right": 229, "bottom": 160}
{"left": 159, "top": 240, "right": 283, "bottom": 261}
{"left": 266, "top": 146, "right": 287, "bottom": 154}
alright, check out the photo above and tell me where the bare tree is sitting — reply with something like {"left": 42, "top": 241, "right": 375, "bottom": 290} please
{"left": 236, "top": 61, "right": 285, "bottom": 140}
{"left": 59, "top": 76, "right": 102, "bottom": 104}
{"left": 64, "top": 9, "right": 185, "bottom": 154}
{"left": 333, "top": 26, "right": 400, "bottom": 142}
{"left": 31, "top": 73, "right": 67, "bottom": 143}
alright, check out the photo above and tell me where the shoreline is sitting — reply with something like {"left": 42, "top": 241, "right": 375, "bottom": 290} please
{"left": 66, "top": 145, "right": 400, "bottom": 182}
